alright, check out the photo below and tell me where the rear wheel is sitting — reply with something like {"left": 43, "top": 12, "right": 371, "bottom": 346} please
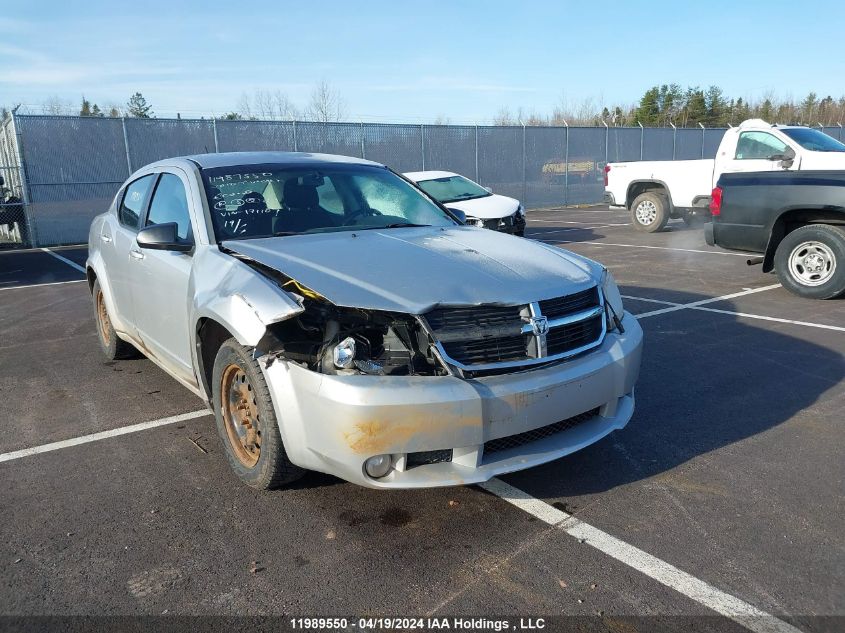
{"left": 773, "top": 224, "right": 845, "bottom": 299}
{"left": 630, "top": 192, "right": 669, "bottom": 233}
{"left": 212, "top": 338, "right": 305, "bottom": 489}
{"left": 92, "top": 279, "right": 136, "bottom": 360}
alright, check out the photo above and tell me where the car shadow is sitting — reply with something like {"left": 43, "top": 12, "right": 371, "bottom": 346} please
{"left": 493, "top": 286, "right": 845, "bottom": 498}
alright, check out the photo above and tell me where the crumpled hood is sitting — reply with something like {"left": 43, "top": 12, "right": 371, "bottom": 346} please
{"left": 445, "top": 193, "right": 520, "bottom": 220}
{"left": 223, "top": 226, "right": 601, "bottom": 314}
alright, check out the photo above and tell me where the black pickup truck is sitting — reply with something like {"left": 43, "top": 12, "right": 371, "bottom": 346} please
{"left": 706, "top": 170, "right": 845, "bottom": 299}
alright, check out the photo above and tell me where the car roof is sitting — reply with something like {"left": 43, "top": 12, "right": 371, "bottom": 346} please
{"left": 404, "top": 170, "right": 459, "bottom": 181}
{"left": 150, "top": 151, "right": 385, "bottom": 171}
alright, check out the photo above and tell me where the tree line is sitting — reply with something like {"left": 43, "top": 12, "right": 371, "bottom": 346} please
{"left": 6, "top": 83, "right": 845, "bottom": 128}
{"left": 494, "top": 85, "right": 845, "bottom": 128}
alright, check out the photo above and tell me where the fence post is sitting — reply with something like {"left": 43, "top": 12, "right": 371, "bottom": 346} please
{"left": 474, "top": 124, "right": 479, "bottom": 181}
{"left": 602, "top": 119, "right": 609, "bottom": 166}
{"left": 420, "top": 124, "right": 425, "bottom": 170}
{"left": 670, "top": 123, "right": 676, "bottom": 160}
{"left": 9, "top": 109, "right": 36, "bottom": 247}
{"left": 839, "top": 123, "right": 843, "bottom": 141}
{"left": 564, "top": 120, "right": 569, "bottom": 207}
{"left": 212, "top": 118, "right": 220, "bottom": 152}
{"left": 360, "top": 121, "right": 365, "bottom": 159}
{"left": 121, "top": 117, "right": 132, "bottom": 175}
{"left": 699, "top": 122, "right": 705, "bottom": 158}
{"left": 292, "top": 120, "right": 298, "bottom": 151}
{"left": 638, "top": 121, "right": 644, "bottom": 160}
{"left": 522, "top": 124, "right": 527, "bottom": 206}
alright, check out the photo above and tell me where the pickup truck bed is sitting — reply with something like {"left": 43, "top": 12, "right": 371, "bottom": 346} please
{"left": 706, "top": 170, "right": 845, "bottom": 299}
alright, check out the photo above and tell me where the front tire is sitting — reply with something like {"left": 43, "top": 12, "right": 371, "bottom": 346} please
{"left": 631, "top": 192, "right": 669, "bottom": 233}
{"left": 773, "top": 224, "right": 845, "bottom": 299}
{"left": 211, "top": 338, "right": 305, "bottom": 489}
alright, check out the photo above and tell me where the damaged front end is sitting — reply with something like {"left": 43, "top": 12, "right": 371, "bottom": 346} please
{"left": 234, "top": 255, "right": 447, "bottom": 378}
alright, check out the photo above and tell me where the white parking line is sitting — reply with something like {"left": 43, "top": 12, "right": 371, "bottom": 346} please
{"left": 529, "top": 219, "right": 630, "bottom": 226}
{"left": 0, "top": 410, "right": 211, "bottom": 464}
{"left": 0, "top": 279, "right": 87, "bottom": 292}
{"left": 481, "top": 478, "right": 802, "bottom": 633}
{"left": 623, "top": 293, "right": 845, "bottom": 332}
{"left": 633, "top": 284, "right": 782, "bottom": 319}
{"left": 41, "top": 247, "right": 87, "bottom": 274}
{"left": 538, "top": 238, "right": 753, "bottom": 257}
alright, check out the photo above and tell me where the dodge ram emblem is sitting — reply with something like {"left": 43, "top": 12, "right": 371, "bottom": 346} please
{"left": 530, "top": 316, "right": 549, "bottom": 336}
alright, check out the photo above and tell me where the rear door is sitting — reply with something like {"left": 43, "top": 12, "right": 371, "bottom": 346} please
{"left": 99, "top": 174, "right": 155, "bottom": 338}
{"left": 129, "top": 170, "right": 197, "bottom": 385}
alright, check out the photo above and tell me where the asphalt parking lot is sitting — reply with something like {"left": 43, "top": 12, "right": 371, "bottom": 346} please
{"left": 1, "top": 207, "right": 843, "bottom": 632}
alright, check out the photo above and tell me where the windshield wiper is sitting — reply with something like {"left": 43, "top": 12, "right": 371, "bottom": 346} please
{"left": 383, "top": 222, "right": 430, "bottom": 228}
{"left": 272, "top": 230, "right": 301, "bottom": 236}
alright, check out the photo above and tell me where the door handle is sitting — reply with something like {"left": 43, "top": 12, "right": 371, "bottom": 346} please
{"left": 129, "top": 249, "right": 145, "bottom": 260}
{"left": 100, "top": 234, "right": 112, "bottom": 243}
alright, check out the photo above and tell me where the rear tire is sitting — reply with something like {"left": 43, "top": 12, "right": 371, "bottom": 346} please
{"left": 92, "top": 279, "right": 136, "bottom": 360}
{"left": 630, "top": 192, "right": 669, "bottom": 233}
{"left": 212, "top": 338, "right": 305, "bottom": 489}
{"left": 773, "top": 224, "right": 845, "bottom": 299}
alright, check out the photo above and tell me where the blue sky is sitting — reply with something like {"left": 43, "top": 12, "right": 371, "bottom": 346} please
{"left": 2, "top": 0, "right": 844, "bottom": 122}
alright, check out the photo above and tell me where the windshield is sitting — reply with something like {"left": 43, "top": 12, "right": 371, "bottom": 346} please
{"left": 201, "top": 163, "right": 456, "bottom": 241}
{"left": 780, "top": 128, "right": 845, "bottom": 152}
{"left": 415, "top": 175, "right": 492, "bottom": 203}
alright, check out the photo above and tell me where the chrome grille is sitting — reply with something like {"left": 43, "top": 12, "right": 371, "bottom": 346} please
{"left": 483, "top": 408, "right": 600, "bottom": 459}
{"left": 424, "top": 286, "right": 606, "bottom": 376}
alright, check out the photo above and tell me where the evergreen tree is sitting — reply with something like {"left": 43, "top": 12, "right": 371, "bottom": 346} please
{"left": 127, "top": 92, "right": 153, "bottom": 118}
{"left": 635, "top": 87, "right": 660, "bottom": 125}
{"left": 108, "top": 106, "right": 120, "bottom": 118}
{"left": 91, "top": 104, "right": 103, "bottom": 117}
{"left": 80, "top": 96, "right": 92, "bottom": 116}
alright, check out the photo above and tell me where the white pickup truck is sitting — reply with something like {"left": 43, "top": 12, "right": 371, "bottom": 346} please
{"left": 603, "top": 119, "right": 845, "bottom": 232}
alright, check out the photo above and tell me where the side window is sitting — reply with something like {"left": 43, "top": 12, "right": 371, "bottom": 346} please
{"left": 316, "top": 177, "right": 344, "bottom": 214}
{"left": 118, "top": 175, "right": 154, "bottom": 229}
{"left": 735, "top": 132, "right": 787, "bottom": 160}
{"left": 146, "top": 173, "right": 193, "bottom": 242}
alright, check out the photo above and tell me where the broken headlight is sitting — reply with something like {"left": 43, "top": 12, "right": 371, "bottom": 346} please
{"left": 601, "top": 268, "right": 625, "bottom": 333}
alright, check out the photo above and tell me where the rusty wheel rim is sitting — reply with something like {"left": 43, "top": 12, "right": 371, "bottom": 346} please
{"left": 95, "top": 289, "right": 111, "bottom": 345}
{"left": 220, "top": 364, "right": 261, "bottom": 468}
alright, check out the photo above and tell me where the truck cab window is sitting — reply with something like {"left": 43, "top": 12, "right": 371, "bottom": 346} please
{"left": 735, "top": 132, "right": 787, "bottom": 160}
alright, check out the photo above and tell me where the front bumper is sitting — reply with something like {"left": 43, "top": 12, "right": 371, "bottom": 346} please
{"left": 263, "top": 312, "right": 643, "bottom": 488}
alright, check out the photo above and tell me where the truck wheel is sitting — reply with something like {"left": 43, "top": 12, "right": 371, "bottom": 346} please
{"left": 212, "top": 338, "right": 305, "bottom": 489}
{"left": 92, "top": 279, "right": 137, "bottom": 360}
{"left": 631, "top": 192, "right": 669, "bottom": 233}
{"left": 774, "top": 224, "right": 845, "bottom": 299}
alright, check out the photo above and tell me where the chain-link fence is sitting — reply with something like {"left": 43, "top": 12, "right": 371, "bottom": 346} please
{"left": 4, "top": 114, "right": 844, "bottom": 248}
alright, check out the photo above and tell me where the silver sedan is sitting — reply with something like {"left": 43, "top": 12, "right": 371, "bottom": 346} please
{"left": 87, "top": 152, "right": 642, "bottom": 489}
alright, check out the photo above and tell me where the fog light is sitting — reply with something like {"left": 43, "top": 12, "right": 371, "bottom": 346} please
{"left": 333, "top": 337, "right": 356, "bottom": 369}
{"left": 364, "top": 454, "right": 392, "bottom": 478}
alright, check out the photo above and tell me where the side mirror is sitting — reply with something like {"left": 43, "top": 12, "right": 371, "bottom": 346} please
{"left": 446, "top": 207, "right": 467, "bottom": 225}
{"left": 780, "top": 146, "right": 796, "bottom": 169}
{"left": 137, "top": 222, "right": 193, "bottom": 252}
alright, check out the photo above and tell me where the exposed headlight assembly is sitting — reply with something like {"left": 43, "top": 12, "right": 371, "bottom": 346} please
{"left": 601, "top": 268, "right": 625, "bottom": 333}
{"left": 516, "top": 204, "right": 525, "bottom": 217}
{"left": 466, "top": 216, "right": 485, "bottom": 228}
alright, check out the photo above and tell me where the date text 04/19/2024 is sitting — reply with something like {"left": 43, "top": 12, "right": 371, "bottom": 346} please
{"left": 289, "top": 618, "right": 547, "bottom": 631}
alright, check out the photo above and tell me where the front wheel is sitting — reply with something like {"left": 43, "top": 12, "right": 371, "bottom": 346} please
{"left": 630, "top": 192, "right": 669, "bottom": 233}
{"left": 211, "top": 338, "right": 305, "bottom": 489}
{"left": 773, "top": 224, "right": 845, "bottom": 299}
{"left": 92, "top": 279, "right": 136, "bottom": 360}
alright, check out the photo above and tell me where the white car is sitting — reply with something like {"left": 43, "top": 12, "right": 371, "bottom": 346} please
{"left": 604, "top": 119, "right": 845, "bottom": 232}
{"left": 405, "top": 170, "right": 526, "bottom": 236}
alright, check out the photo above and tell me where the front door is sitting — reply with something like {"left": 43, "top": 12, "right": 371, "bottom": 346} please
{"left": 128, "top": 171, "right": 197, "bottom": 386}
